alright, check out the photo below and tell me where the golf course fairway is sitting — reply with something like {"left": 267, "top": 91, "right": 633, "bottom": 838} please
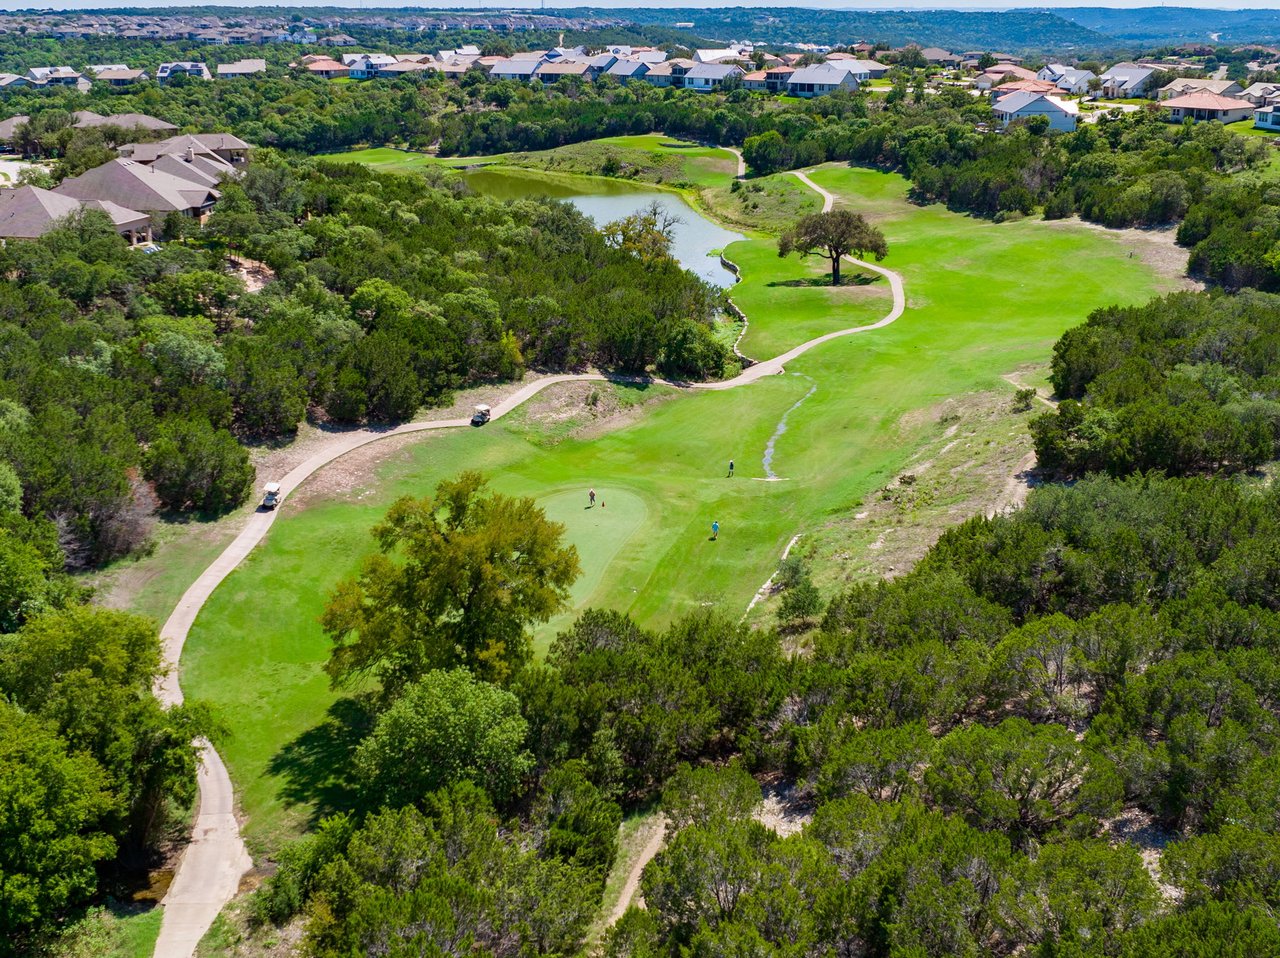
{"left": 179, "top": 161, "right": 1179, "bottom": 851}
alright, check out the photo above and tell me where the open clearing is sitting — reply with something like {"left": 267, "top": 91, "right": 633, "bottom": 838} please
{"left": 152, "top": 159, "right": 1180, "bottom": 855}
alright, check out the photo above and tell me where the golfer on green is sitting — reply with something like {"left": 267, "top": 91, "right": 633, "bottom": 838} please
{"left": 711, "top": 520, "right": 719, "bottom": 540}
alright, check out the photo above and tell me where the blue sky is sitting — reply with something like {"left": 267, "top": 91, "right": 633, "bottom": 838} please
{"left": 14, "top": 1, "right": 1280, "bottom": 11}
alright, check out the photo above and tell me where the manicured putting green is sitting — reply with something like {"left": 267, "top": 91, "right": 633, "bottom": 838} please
{"left": 537, "top": 485, "right": 649, "bottom": 639}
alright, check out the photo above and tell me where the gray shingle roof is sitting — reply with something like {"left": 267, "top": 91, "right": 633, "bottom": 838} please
{"left": 54, "top": 159, "right": 219, "bottom": 214}
{"left": 0, "top": 185, "right": 148, "bottom": 238}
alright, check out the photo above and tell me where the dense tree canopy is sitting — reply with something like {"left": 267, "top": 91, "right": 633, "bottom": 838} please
{"left": 1033, "top": 290, "right": 1280, "bottom": 477}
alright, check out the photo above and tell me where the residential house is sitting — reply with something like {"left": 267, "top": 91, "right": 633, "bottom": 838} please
{"left": 433, "top": 60, "right": 475, "bottom": 80}
{"left": 345, "top": 55, "right": 396, "bottom": 80}
{"left": 216, "top": 58, "right": 266, "bottom": 78}
{"left": 374, "top": 60, "right": 432, "bottom": 79}
{"left": 1161, "top": 91, "right": 1254, "bottom": 123}
{"left": 579, "top": 54, "right": 618, "bottom": 79}
{"left": 787, "top": 63, "right": 861, "bottom": 97}
{"left": 537, "top": 60, "right": 590, "bottom": 82}
{"left": 1242, "top": 81, "right": 1280, "bottom": 106}
{"left": 643, "top": 59, "right": 695, "bottom": 88}
{"left": 488, "top": 58, "right": 542, "bottom": 82}
{"left": 319, "top": 34, "right": 358, "bottom": 47}
{"left": 0, "top": 114, "right": 28, "bottom": 145}
{"left": 745, "top": 65, "right": 795, "bottom": 92}
{"left": 94, "top": 68, "right": 149, "bottom": 86}
{"left": 838, "top": 58, "right": 888, "bottom": 79}
{"left": 437, "top": 44, "right": 481, "bottom": 59}
{"left": 121, "top": 133, "right": 251, "bottom": 166}
{"left": 993, "top": 91, "right": 1079, "bottom": 131}
{"left": 0, "top": 75, "right": 35, "bottom": 92}
{"left": 605, "top": 60, "right": 649, "bottom": 83}
{"left": 26, "top": 66, "right": 88, "bottom": 91}
{"left": 0, "top": 185, "right": 151, "bottom": 241}
{"left": 990, "top": 79, "right": 1061, "bottom": 98}
{"left": 1038, "top": 64, "right": 1097, "bottom": 95}
{"left": 684, "top": 63, "right": 744, "bottom": 92}
{"left": 919, "top": 47, "right": 961, "bottom": 66}
{"left": 303, "top": 57, "right": 350, "bottom": 79}
{"left": 1158, "top": 78, "right": 1244, "bottom": 99}
{"left": 157, "top": 62, "right": 212, "bottom": 83}
{"left": 86, "top": 63, "right": 129, "bottom": 75}
{"left": 626, "top": 48, "right": 669, "bottom": 65}
{"left": 1099, "top": 62, "right": 1156, "bottom": 98}
{"left": 54, "top": 159, "right": 220, "bottom": 218}
{"left": 975, "top": 65, "right": 1037, "bottom": 90}
{"left": 1254, "top": 105, "right": 1280, "bottom": 130}
{"left": 694, "top": 48, "right": 744, "bottom": 65}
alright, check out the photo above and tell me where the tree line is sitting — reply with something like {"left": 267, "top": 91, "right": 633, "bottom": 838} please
{"left": 1032, "top": 289, "right": 1280, "bottom": 477}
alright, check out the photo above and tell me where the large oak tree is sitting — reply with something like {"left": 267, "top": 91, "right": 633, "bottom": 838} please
{"left": 777, "top": 209, "right": 888, "bottom": 286}
{"left": 322, "top": 471, "right": 580, "bottom": 694}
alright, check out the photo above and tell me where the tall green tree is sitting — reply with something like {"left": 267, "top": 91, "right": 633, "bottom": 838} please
{"left": 322, "top": 471, "right": 580, "bottom": 692}
{"left": 778, "top": 210, "right": 888, "bottom": 286}
{"left": 353, "top": 668, "right": 534, "bottom": 807}
{"left": 0, "top": 702, "right": 116, "bottom": 947}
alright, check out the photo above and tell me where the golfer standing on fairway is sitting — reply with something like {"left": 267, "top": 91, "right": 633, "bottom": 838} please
{"left": 728, "top": 459, "right": 735, "bottom": 477}
{"left": 589, "top": 488, "right": 596, "bottom": 507}
{"left": 711, "top": 520, "right": 719, "bottom": 541}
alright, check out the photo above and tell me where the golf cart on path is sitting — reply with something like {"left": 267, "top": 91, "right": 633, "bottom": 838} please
{"left": 472, "top": 404, "right": 491, "bottom": 426}
{"left": 262, "top": 482, "right": 281, "bottom": 510}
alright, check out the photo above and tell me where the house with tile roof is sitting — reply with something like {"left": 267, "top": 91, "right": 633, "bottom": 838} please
{"left": 1162, "top": 91, "right": 1254, "bottom": 123}
{"left": 216, "top": 58, "right": 266, "bottom": 78}
{"left": 1158, "top": 77, "right": 1244, "bottom": 100}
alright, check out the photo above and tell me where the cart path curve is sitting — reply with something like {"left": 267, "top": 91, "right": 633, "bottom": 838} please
{"left": 791, "top": 168, "right": 835, "bottom": 213}
{"left": 722, "top": 145, "right": 746, "bottom": 178}
{"left": 151, "top": 172, "right": 904, "bottom": 958}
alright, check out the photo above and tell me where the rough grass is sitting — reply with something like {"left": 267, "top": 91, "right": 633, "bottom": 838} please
{"left": 175, "top": 162, "right": 1175, "bottom": 855}
{"left": 702, "top": 174, "right": 820, "bottom": 231}
{"left": 48, "top": 904, "right": 162, "bottom": 958}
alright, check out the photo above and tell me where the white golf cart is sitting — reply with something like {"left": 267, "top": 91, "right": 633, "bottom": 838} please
{"left": 261, "top": 482, "right": 282, "bottom": 510}
{"left": 471, "top": 404, "right": 492, "bottom": 426}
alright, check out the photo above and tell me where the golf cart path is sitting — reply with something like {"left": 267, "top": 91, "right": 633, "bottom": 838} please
{"left": 151, "top": 171, "right": 905, "bottom": 958}
{"left": 722, "top": 145, "right": 746, "bottom": 178}
{"left": 791, "top": 168, "right": 835, "bottom": 213}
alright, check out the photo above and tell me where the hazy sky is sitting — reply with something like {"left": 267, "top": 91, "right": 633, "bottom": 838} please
{"left": 13, "top": 1, "right": 1280, "bottom": 11}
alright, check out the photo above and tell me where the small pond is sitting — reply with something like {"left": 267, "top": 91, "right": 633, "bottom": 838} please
{"left": 462, "top": 167, "right": 744, "bottom": 288}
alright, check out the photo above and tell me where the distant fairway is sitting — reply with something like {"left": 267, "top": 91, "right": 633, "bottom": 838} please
{"left": 180, "top": 159, "right": 1179, "bottom": 851}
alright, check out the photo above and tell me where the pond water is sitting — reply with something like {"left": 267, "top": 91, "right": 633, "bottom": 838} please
{"left": 462, "top": 167, "right": 744, "bottom": 288}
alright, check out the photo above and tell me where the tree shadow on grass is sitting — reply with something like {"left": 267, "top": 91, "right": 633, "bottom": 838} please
{"left": 267, "top": 696, "right": 374, "bottom": 826}
{"left": 767, "top": 274, "right": 880, "bottom": 289}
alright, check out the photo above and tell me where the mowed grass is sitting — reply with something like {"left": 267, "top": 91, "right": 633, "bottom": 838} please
{"left": 316, "top": 136, "right": 737, "bottom": 187}
{"left": 182, "top": 162, "right": 1176, "bottom": 853}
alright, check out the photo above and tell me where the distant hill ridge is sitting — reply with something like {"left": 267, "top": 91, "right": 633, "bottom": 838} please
{"left": 580, "top": 5, "right": 1280, "bottom": 52}
{"left": 600, "top": 7, "right": 1111, "bottom": 52}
